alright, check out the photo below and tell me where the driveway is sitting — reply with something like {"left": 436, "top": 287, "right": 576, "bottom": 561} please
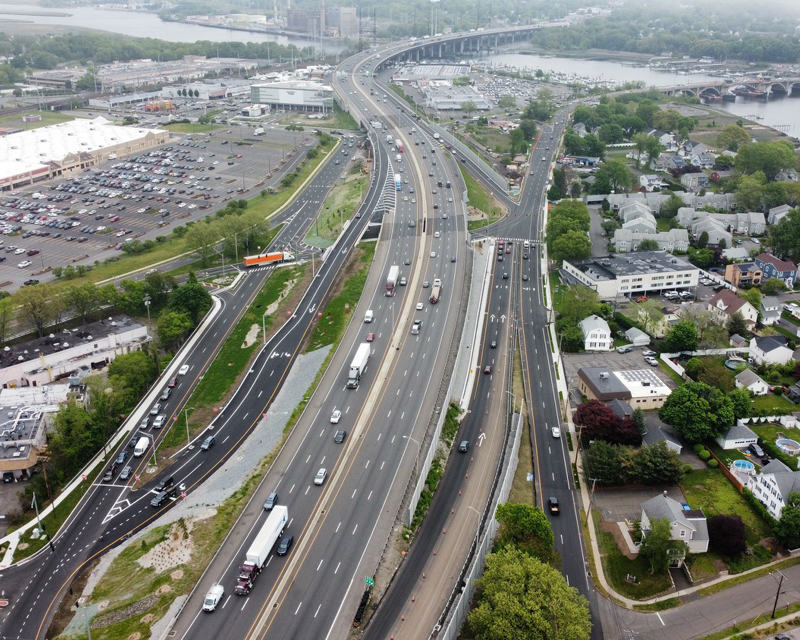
{"left": 587, "top": 205, "right": 608, "bottom": 256}
{"left": 592, "top": 486, "right": 686, "bottom": 524}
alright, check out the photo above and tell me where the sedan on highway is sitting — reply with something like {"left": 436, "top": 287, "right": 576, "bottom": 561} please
{"left": 484, "top": 365, "right": 492, "bottom": 375}
{"left": 276, "top": 536, "right": 294, "bottom": 556}
{"left": 552, "top": 427, "right": 561, "bottom": 438}
{"left": 314, "top": 468, "right": 327, "bottom": 485}
{"left": 264, "top": 492, "right": 278, "bottom": 511}
{"left": 330, "top": 409, "right": 342, "bottom": 424}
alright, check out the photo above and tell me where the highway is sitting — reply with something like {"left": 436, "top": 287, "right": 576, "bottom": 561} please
{"left": 0, "top": 134, "right": 377, "bottom": 640}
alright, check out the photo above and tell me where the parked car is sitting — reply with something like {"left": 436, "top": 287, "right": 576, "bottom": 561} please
{"left": 616, "top": 346, "right": 632, "bottom": 354}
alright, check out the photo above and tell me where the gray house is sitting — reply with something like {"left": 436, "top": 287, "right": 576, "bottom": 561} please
{"left": 641, "top": 493, "right": 709, "bottom": 554}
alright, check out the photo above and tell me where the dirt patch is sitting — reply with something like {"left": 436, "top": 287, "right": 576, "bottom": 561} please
{"left": 599, "top": 520, "right": 638, "bottom": 560}
{"left": 47, "top": 556, "right": 99, "bottom": 638}
{"left": 138, "top": 520, "right": 194, "bottom": 572}
{"left": 242, "top": 323, "right": 260, "bottom": 348}
{"left": 92, "top": 594, "right": 157, "bottom": 629}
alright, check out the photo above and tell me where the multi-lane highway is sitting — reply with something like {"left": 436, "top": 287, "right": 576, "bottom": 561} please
{"left": 0, "top": 134, "right": 381, "bottom": 640}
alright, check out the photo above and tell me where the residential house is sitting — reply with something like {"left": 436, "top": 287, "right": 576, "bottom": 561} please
{"left": 639, "top": 174, "right": 662, "bottom": 192}
{"left": 710, "top": 169, "right": 733, "bottom": 183}
{"left": 691, "top": 217, "right": 732, "bottom": 247}
{"left": 724, "top": 262, "right": 763, "bottom": 287}
{"left": 573, "top": 122, "right": 588, "bottom": 137}
{"left": 707, "top": 289, "right": 759, "bottom": 327}
{"left": 746, "top": 459, "right": 800, "bottom": 519}
{"left": 715, "top": 422, "right": 758, "bottom": 450}
{"left": 761, "top": 296, "right": 782, "bottom": 326}
{"left": 613, "top": 228, "right": 689, "bottom": 253}
{"left": 680, "top": 173, "right": 710, "bottom": 192}
{"left": 622, "top": 216, "right": 657, "bottom": 234}
{"left": 768, "top": 204, "right": 792, "bottom": 225}
{"left": 722, "top": 247, "right": 751, "bottom": 262}
{"left": 641, "top": 493, "right": 709, "bottom": 554}
{"left": 735, "top": 369, "right": 770, "bottom": 396}
{"left": 755, "top": 253, "right": 797, "bottom": 289}
{"left": 729, "top": 334, "right": 747, "bottom": 349}
{"left": 735, "top": 212, "right": 766, "bottom": 236}
{"left": 624, "top": 327, "right": 650, "bottom": 346}
{"left": 775, "top": 169, "right": 799, "bottom": 182}
{"left": 689, "top": 151, "right": 716, "bottom": 169}
{"left": 578, "top": 315, "right": 613, "bottom": 351}
{"left": 619, "top": 201, "right": 655, "bottom": 223}
{"left": 648, "top": 129, "right": 679, "bottom": 152}
{"left": 676, "top": 207, "right": 698, "bottom": 227}
{"left": 665, "top": 155, "right": 687, "bottom": 171}
{"left": 749, "top": 335, "right": 794, "bottom": 366}
{"left": 642, "top": 425, "right": 683, "bottom": 454}
{"left": 681, "top": 140, "right": 709, "bottom": 158}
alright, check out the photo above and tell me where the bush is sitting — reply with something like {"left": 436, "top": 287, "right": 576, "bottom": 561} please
{"left": 683, "top": 464, "right": 694, "bottom": 475}
{"left": 759, "top": 438, "right": 799, "bottom": 471}
{"left": 742, "top": 488, "right": 779, "bottom": 529}
{"left": 708, "top": 458, "right": 719, "bottom": 468}
{"left": 693, "top": 444, "right": 705, "bottom": 454}
{"left": 698, "top": 448, "right": 711, "bottom": 461}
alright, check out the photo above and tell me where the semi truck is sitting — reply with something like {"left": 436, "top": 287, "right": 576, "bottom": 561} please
{"left": 397, "top": 142, "right": 404, "bottom": 153}
{"left": 235, "top": 505, "right": 288, "bottom": 595}
{"left": 430, "top": 278, "right": 442, "bottom": 304}
{"left": 347, "top": 343, "right": 371, "bottom": 389}
{"left": 395, "top": 177, "right": 402, "bottom": 191}
{"left": 243, "top": 251, "right": 295, "bottom": 268}
{"left": 386, "top": 265, "right": 400, "bottom": 296}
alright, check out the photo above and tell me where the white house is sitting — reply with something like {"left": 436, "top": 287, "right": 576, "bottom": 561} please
{"left": 578, "top": 314, "right": 613, "bottom": 351}
{"left": 622, "top": 217, "right": 657, "bottom": 234}
{"left": 761, "top": 296, "right": 782, "bottom": 326}
{"left": 735, "top": 369, "right": 770, "bottom": 396}
{"left": 680, "top": 173, "right": 709, "bottom": 192}
{"left": 746, "top": 459, "right": 800, "bottom": 520}
{"left": 707, "top": 290, "right": 759, "bottom": 327}
{"left": 639, "top": 174, "right": 662, "bottom": 192}
{"left": 749, "top": 335, "right": 794, "bottom": 366}
{"left": 641, "top": 493, "right": 709, "bottom": 554}
{"left": 715, "top": 422, "right": 758, "bottom": 450}
{"left": 768, "top": 204, "right": 792, "bottom": 225}
{"left": 691, "top": 217, "right": 732, "bottom": 247}
{"left": 613, "top": 228, "right": 689, "bottom": 253}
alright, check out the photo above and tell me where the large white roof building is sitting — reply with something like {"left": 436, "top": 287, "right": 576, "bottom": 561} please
{"left": 0, "top": 117, "right": 168, "bottom": 191}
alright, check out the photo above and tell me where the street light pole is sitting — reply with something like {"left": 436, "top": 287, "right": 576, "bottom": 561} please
{"left": 184, "top": 407, "right": 194, "bottom": 446}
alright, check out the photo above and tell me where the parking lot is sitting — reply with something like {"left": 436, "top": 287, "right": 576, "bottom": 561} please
{"left": 0, "top": 123, "right": 318, "bottom": 289}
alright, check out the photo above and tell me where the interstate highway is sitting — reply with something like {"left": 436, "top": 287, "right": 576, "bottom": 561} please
{"left": 0, "top": 135, "right": 378, "bottom": 640}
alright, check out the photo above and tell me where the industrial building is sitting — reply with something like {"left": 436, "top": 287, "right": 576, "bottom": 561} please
{"left": 0, "top": 117, "right": 168, "bottom": 192}
{"left": 418, "top": 80, "right": 491, "bottom": 111}
{"left": 250, "top": 81, "right": 334, "bottom": 112}
{"left": 577, "top": 366, "right": 672, "bottom": 410}
{"left": 287, "top": 6, "right": 358, "bottom": 37}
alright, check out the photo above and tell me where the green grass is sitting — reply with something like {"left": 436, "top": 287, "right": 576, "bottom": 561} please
{"left": 658, "top": 360, "right": 685, "bottom": 386}
{"left": 550, "top": 272, "right": 565, "bottom": 312}
{"left": 706, "top": 439, "right": 749, "bottom": 467}
{"left": 680, "top": 468, "right": 772, "bottom": 546}
{"left": 467, "top": 218, "right": 498, "bottom": 231}
{"left": 633, "top": 598, "right": 682, "bottom": 612}
{"left": 685, "top": 552, "right": 721, "bottom": 581}
{"left": 781, "top": 310, "right": 800, "bottom": 326}
{"left": 751, "top": 394, "right": 797, "bottom": 413}
{"left": 159, "top": 264, "right": 306, "bottom": 450}
{"left": 305, "top": 173, "right": 367, "bottom": 247}
{"left": 459, "top": 165, "right": 502, "bottom": 218}
{"left": 307, "top": 243, "right": 375, "bottom": 351}
{"left": 162, "top": 122, "right": 221, "bottom": 134}
{"left": 332, "top": 100, "right": 359, "bottom": 130}
{"left": 0, "top": 109, "right": 73, "bottom": 129}
{"left": 656, "top": 217, "right": 672, "bottom": 232}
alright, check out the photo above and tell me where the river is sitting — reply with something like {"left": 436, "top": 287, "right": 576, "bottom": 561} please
{"left": 488, "top": 52, "right": 800, "bottom": 139}
{"left": 0, "top": 4, "right": 343, "bottom": 52}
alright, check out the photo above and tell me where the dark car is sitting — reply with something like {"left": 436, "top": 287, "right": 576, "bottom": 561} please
{"left": 155, "top": 476, "right": 174, "bottom": 492}
{"left": 334, "top": 430, "right": 347, "bottom": 444}
{"left": 548, "top": 497, "right": 560, "bottom": 514}
{"left": 150, "top": 488, "right": 176, "bottom": 507}
{"left": 490, "top": 341, "right": 497, "bottom": 349}
{"left": 118, "top": 465, "right": 132, "bottom": 481}
{"left": 167, "top": 376, "right": 179, "bottom": 388}
{"left": 22, "top": 279, "right": 40, "bottom": 286}
{"left": 458, "top": 440, "right": 469, "bottom": 453}
{"left": 749, "top": 443, "right": 765, "bottom": 458}
{"left": 263, "top": 492, "right": 279, "bottom": 511}
{"left": 276, "top": 535, "right": 294, "bottom": 556}
{"left": 200, "top": 435, "right": 215, "bottom": 451}
{"left": 102, "top": 466, "right": 116, "bottom": 482}
{"left": 115, "top": 451, "right": 129, "bottom": 466}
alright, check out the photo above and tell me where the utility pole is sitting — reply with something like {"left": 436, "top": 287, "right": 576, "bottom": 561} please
{"left": 771, "top": 571, "right": 786, "bottom": 619}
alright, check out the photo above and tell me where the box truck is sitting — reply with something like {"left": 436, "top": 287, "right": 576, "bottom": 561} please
{"left": 347, "top": 343, "right": 371, "bottom": 389}
{"left": 430, "top": 278, "right": 442, "bottom": 304}
{"left": 235, "top": 505, "right": 288, "bottom": 595}
{"left": 134, "top": 436, "right": 150, "bottom": 457}
{"left": 386, "top": 265, "right": 400, "bottom": 296}
{"left": 243, "top": 251, "right": 295, "bottom": 268}
{"left": 395, "top": 177, "right": 402, "bottom": 191}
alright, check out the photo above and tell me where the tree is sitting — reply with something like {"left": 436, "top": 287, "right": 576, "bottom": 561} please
{"left": 556, "top": 286, "right": 601, "bottom": 324}
{"left": 583, "top": 440, "right": 623, "bottom": 485}
{"left": 768, "top": 208, "right": 800, "bottom": 263}
{"left": 185, "top": 221, "right": 221, "bottom": 266}
{"left": 735, "top": 140, "right": 798, "bottom": 182}
{"left": 717, "top": 124, "right": 750, "bottom": 152}
{"left": 634, "top": 441, "right": 684, "bottom": 484}
{"left": 467, "top": 548, "right": 591, "bottom": 640}
{"left": 595, "top": 158, "right": 634, "bottom": 193}
{"left": 736, "top": 172, "right": 767, "bottom": 211}
{"left": 775, "top": 493, "right": 800, "bottom": 549}
{"left": 169, "top": 275, "right": 213, "bottom": 325}
{"left": 739, "top": 288, "right": 761, "bottom": 317}
{"left": 708, "top": 514, "right": 747, "bottom": 557}
{"left": 0, "top": 296, "right": 13, "bottom": 346}
{"left": 660, "top": 194, "right": 685, "bottom": 219}
{"left": 460, "top": 100, "right": 477, "bottom": 116}
{"left": 632, "top": 132, "right": 650, "bottom": 168}
{"left": 574, "top": 400, "right": 623, "bottom": 441}
{"left": 108, "top": 351, "right": 158, "bottom": 403}
{"left": 550, "top": 230, "right": 592, "bottom": 262}
{"left": 635, "top": 299, "right": 665, "bottom": 335}
{"left": 659, "top": 381, "right": 734, "bottom": 442}
{"left": 636, "top": 239, "right": 660, "bottom": 251}
{"left": 697, "top": 230, "right": 709, "bottom": 249}
{"left": 525, "top": 87, "right": 557, "bottom": 121}
{"left": 508, "top": 128, "right": 527, "bottom": 156}
{"left": 497, "top": 95, "right": 517, "bottom": 109}
{"left": 14, "top": 283, "right": 58, "bottom": 338}
{"left": 729, "top": 387, "right": 752, "bottom": 420}
{"left": 665, "top": 321, "right": 698, "bottom": 352}
{"left": 65, "top": 282, "right": 103, "bottom": 325}
{"left": 157, "top": 310, "right": 193, "bottom": 350}
{"left": 727, "top": 311, "right": 748, "bottom": 338}
{"left": 640, "top": 518, "right": 684, "bottom": 575}
{"left": 496, "top": 503, "right": 555, "bottom": 562}
{"left": 762, "top": 277, "right": 788, "bottom": 295}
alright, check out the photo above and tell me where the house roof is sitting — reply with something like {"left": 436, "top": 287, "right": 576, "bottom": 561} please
{"left": 760, "top": 459, "right": 800, "bottom": 500}
{"left": 769, "top": 204, "right": 791, "bottom": 215}
{"left": 730, "top": 333, "right": 747, "bottom": 346}
{"left": 720, "top": 422, "right": 758, "bottom": 442}
{"left": 578, "top": 314, "right": 610, "bottom": 338}
{"left": 708, "top": 289, "right": 750, "bottom": 316}
{"left": 642, "top": 494, "right": 707, "bottom": 539}
{"left": 735, "top": 369, "right": 765, "bottom": 388}
{"left": 762, "top": 296, "right": 781, "bottom": 309}
{"left": 625, "top": 327, "right": 649, "bottom": 342}
{"left": 641, "top": 424, "right": 682, "bottom": 449}
{"left": 607, "top": 398, "right": 633, "bottom": 418}
{"left": 755, "top": 252, "right": 797, "bottom": 273}
{"left": 753, "top": 335, "right": 789, "bottom": 354}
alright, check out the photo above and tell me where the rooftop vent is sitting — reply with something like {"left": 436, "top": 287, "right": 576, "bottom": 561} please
{"left": 599, "top": 372, "right": 610, "bottom": 379}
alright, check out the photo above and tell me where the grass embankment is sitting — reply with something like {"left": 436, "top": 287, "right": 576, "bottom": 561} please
{"left": 307, "top": 243, "right": 375, "bottom": 351}
{"left": 159, "top": 264, "right": 306, "bottom": 451}
{"left": 161, "top": 122, "right": 221, "bottom": 134}
{"left": 45, "top": 136, "right": 335, "bottom": 289}
{"left": 305, "top": 168, "right": 367, "bottom": 248}
{"left": 460, "top": 165, "right": 503, "bottom": 230}
{"left": 332, "top": 99, "right": 359, "bottom": 130}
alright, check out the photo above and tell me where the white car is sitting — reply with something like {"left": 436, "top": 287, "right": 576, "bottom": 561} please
{"left": 17, "top": 260, "right": 31, "bottom": 268}
{"left": 314, "top": 468, "right": 327, "bottom": 485}
{"left": 416, "top": 302, "right": 424, "bottom": 310}
{"left": 330, "top": 409, "right": 342, "bottom": 424}
{"left": 178, "top": 364, "right": 190, "bottom": 375}
{"left": 642, "top": 349, "right": 657, "bottom": 357}
{"left": 14, "top": 248, "right": 25, "bottom": 255}
{"left": 551, "top": 426, "right": 561, "bottom": 438}
{"left": 644, "top": 356, "right": 659, "bottom": 366}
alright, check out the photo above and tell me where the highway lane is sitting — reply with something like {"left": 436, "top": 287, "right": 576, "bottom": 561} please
{"left": 0, "top": 135, "right": 374, "bottom": 640}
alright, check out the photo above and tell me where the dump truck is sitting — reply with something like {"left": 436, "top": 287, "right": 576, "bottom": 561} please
{"left": 235, "top": 505, "right": 288, "bottom": 595}
{"left": 243, "top": 251, "right": 295, "bottom": 268}
{"left": 430, "top": 278, "right": 442, "bottom": 304}
{"left": 347, "top": 343, "right": 371, "bottom": 389}
{"left": 386, "top": 265, "right": 400, "bottom": 296}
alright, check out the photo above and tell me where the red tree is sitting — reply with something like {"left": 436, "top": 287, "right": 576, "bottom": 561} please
{"left": 573, "top": 400, "right": 623, "bottom": 441}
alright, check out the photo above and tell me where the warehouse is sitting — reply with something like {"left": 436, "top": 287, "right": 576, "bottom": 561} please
{"left": 250, "top": 81, "right": 334, "bottom": 112}
{"left": 0, "top": 117, "right": 168, "bottom": 191}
